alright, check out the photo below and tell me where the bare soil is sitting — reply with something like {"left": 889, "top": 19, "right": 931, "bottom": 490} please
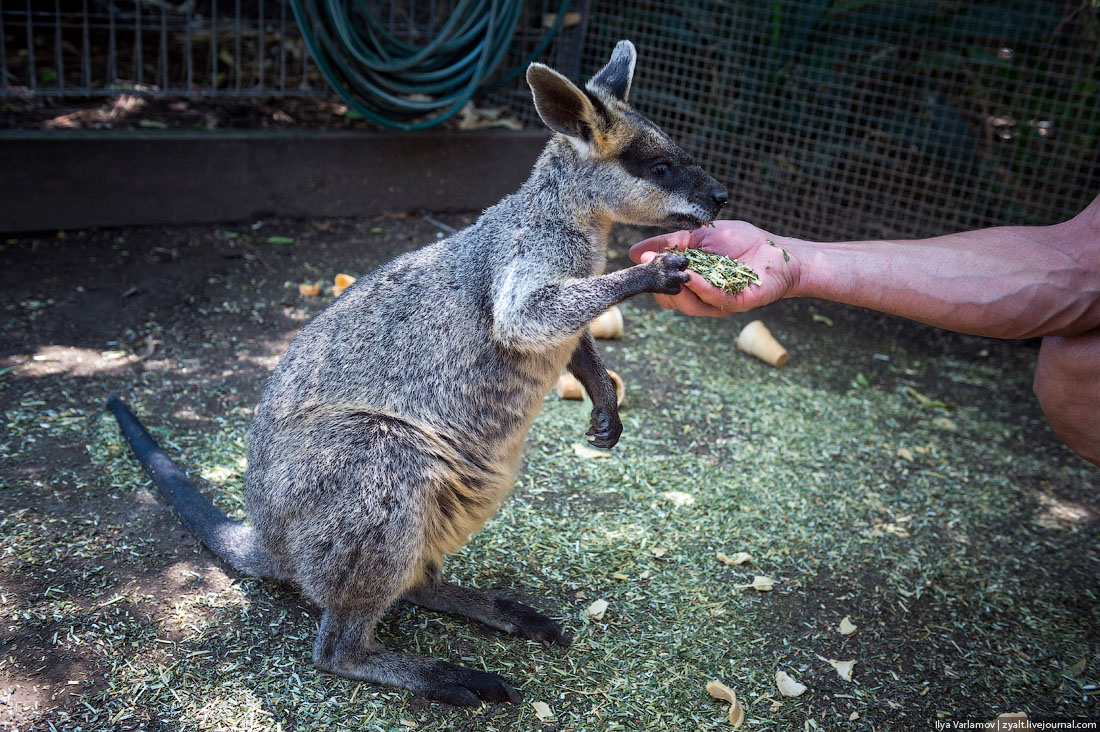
{"left": 1, "top": 216, "right": 1097, "bottom": 731}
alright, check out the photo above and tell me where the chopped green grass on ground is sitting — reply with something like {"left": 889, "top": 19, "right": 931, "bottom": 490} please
{"left": 1, "top": 220, "right": 1097, "bottom": 731}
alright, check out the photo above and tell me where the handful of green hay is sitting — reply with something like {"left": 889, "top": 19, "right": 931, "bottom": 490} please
{"left": 668, "top": 247, "right": 762, "bottom": 296}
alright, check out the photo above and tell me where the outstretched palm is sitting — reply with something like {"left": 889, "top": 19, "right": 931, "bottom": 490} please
{"left": 628, "top": 221, "right": 800, "bottom": 317}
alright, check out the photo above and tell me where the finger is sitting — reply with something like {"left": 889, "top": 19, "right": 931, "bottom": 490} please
{"left": 671, "top": 285, "right": 729, "bottom": 317}
{"left": 653, "top": 292, "right": 676, "bottom": 309}
{"left": 639, "top": 250, "right": 657, "bottom": 264}
{"left": 629, "top": 229, "right": 693, "bottom": 262}
{"left": 683, "top": 270, "right": 758, "bottom": 313}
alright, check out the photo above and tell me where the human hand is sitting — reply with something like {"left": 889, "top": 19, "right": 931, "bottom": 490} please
{"left": 628, "top": 221, "right": 801, "bottom": 316}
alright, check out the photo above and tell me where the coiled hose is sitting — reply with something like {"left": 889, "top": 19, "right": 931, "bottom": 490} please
{"left": 289, "top": 0, "right": 572, "bottom": 130}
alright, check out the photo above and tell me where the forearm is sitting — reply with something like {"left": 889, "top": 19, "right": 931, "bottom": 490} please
{"left": 786, "top": 216, "right": 1100, "bottom": 339}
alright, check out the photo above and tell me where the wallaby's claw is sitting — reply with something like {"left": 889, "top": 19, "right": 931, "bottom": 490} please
{"left": 494, "top": 597, "right": 572, "bottom": 648}
{"left": 422, "top": 661, "right": 520, "bottom": 705}
{"left": 648, "top": 252, "right": 691, "bottom": 295}
{"left": 585, "top": 407, "right": 622, "bottom": 448}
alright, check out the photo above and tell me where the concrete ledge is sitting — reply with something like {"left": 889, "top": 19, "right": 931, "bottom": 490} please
{"left": 0, "top": 129, "right": 550, "bottom": 233}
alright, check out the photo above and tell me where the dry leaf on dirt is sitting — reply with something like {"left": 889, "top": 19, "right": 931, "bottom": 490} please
{"left": 333, "top": 273, "right": 357, "bottom": 296}
{"left": 838, "top": 616, "right": 857, "bottom": 635}
{"left": 717, "top": 551, "right": 752, "bottom": 566}
{"left": 572, "top": 443, "right": 611, "bottom": 459}
{"left": 298, "top": 282, "right": 321, "bottom": 297}
{"left": 775, "top": 671, "right": 807, "bottom": 697}
{"left": 705, "top": 680, "right": 745, "bottom": 728}
{"left": 735, "top": 575, "right": 774, "bottom": 591}
{"left": 896, "top": 447, "right": 914, "bottom": 462}
{"left": 586, "top": 599, "right": 609, "bottom": 620}
{"left": 933, "top": 416, "right": 957, "bottom": 431}
{"left": 531, "top": 701, "right": 553, "bottom": 720}
{"left": 817, "top": 654, "right": 855, "bottom": 681}
{"left": 651, "top": 546, "right": 668, "bottom": 558}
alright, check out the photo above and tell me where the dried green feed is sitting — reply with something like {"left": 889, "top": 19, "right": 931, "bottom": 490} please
{"left": 669, "top": 246, "right": 761, "bottom": 296}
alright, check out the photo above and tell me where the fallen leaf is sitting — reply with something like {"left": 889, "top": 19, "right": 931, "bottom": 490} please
{"left": 531, "top": 701, "right": 553, "bottom": 720}
{"left": 811, "top": 313, "right": 834, "bottom": 327}
{"left": 735, "top": 575, "right": 774, "bottom": 591}
{"left": 717, "top": 551, "right": 752, "bottom": 566}
{"left": 896, "top": 447, "right": 914, "bottom": 462}
{"left": 838, "top": 616, "right": 857, "bottom": 636}
{"left": 817, "top": 654, "right": 855, "bottom": 681}
{"left": 572, "top": 442, "right": 610, "bottom": 459}
{"left": 400, "top": 720, "right": 417, "bottom": 729}
{"left": 705, "top": 680, "right": 745, "bottom": 728}
{"left": 659, "top": 490, "right": 695, "bottom": 506}
{"left": 298, "top": 282, "right": 321, "bottom": 297}
{"left": 775, "top": 671, "right": 806, "bottom": 697}
{"left": 651, "top": 546, "right": 668, "bottom": 558}
{"left": 333, "top": 273, "right": 357, "bottom": 296}
{"left": 904, "top": 386, "right": 956, "bottom": 410}
{"left": 850, "top": 712, "right": 860, "bottom": 721}
{"left": 1067, "top": 658, "right": 1087, "bottom": 677}
{"left": 586, "top": 599, "right": 609, "bottom": 620}
{"left": 933, "top": 416, "right": 957, "bottom": 431}
{"left": 612, "top": 572, "right": 629, "bottom": 580}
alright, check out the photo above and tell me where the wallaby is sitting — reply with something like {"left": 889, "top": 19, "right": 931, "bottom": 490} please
{"left": 107, "top": 40, "right": 727, "bottom": 705}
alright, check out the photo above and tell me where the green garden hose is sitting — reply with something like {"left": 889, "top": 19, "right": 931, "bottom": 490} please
{"left": 289, "top": 0, "right": 572, "bottom": 130}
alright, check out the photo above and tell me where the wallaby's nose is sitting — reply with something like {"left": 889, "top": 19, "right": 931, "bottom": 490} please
{"left": 712, "top": 189, "right": 729, "bottom": 207}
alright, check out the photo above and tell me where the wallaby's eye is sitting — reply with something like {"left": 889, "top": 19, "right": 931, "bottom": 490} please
{"left": 650, "top": 163, "right": 669, "bottom": 177}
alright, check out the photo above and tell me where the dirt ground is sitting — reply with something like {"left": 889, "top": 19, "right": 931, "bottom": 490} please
{"left": 1, "top": 215, "right": 1097, "bottom": 731}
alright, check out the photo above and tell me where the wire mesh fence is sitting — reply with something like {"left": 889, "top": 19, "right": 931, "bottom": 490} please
{"left": 582, "top": 1, "right": 1100, "bottom": 240}
{"left": 4, "top": 1, "right": 1097, "bottom": 239}
{"left": 1, "top": 0, "right": 327, "bottom": 97}
{"left": 0, "top": 0, "right": 580, "bottom": 103}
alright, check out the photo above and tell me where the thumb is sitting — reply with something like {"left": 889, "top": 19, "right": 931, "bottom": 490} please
{"left": 629, "top": 229, "right": 692, "bottom": 263}
{"left": 639, "top": 250, "right": 657, "bottom": 264}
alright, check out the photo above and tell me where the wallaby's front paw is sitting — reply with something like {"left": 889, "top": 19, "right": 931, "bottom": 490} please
{"left": 422, "top": 660, "right": 521, "bottom": 706}
{"left": 646, "top": 252, "right": 691, "bottom": 294}
{"left": 586, "top": 406, "right": 622, "bottom": 448}
{"left": 494, "top": 597, "right": 571, "bottom": 647}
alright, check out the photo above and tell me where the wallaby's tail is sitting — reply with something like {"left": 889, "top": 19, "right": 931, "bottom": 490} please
{"left": 106, "top": 395, "right": 279, "bottom": 579}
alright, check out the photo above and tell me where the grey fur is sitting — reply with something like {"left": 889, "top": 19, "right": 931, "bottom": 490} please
{"left": 112, "top": 41, "right": 726, "bottom": 706}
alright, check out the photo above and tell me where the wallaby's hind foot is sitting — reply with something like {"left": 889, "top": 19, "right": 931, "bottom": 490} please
{"left": 313, "top": 608, "right": 520, "bottom": 706}
{"left": 405, "top": 581, "right": 571, "bottom": 648}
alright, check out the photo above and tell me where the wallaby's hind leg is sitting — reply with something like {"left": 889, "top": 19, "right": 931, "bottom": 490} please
{"left": 404, "top": 565, "right": 570, "bottom": 647}
{"left": 313, "top": 606, "right": 520, "bottom": 706}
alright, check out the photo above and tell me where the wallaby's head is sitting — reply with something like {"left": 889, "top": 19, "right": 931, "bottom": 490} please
{"left": 526, "top": 40, "right": 728, "bottom": 230}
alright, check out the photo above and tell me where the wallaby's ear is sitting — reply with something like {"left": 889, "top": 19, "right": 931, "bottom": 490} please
{"left": 527, "top": 62, "right": 599, "bottom": 141}
{"left": 587, "top": 40, "right": 636, "bottom": 102}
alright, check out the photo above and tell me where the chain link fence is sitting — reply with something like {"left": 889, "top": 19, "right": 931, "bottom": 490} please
{"left": 1, "top": 0, "right": 325, "bottom": 98}
{"left": 4, "top": 1, "right": 1098, "bottom": 238}
{"left": 1, "top": 0, "right": 582, "bottom": 120}
{"left": 583, "top": 1, "right": 1100, "bottom": 240}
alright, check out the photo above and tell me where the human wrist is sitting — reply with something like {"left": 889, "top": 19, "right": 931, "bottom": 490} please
{"left": 775, "top": 236, "right": 817, "bottom": 300}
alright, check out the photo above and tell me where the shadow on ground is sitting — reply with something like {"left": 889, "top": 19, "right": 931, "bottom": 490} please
{"left": 1, "top": 216, "right": 1096, "bottom": 731}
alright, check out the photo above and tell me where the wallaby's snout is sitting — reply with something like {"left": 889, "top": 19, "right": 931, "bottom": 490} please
{"left": 687, "top": 166, "right": 729, "bottom": 226}
{"left": 526, "top": 40, "right": 730, "bottom": 231}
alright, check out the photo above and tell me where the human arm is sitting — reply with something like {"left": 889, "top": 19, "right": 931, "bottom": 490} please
{"left": 628, "top": 194, "right": 1100, "bottom": 340}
